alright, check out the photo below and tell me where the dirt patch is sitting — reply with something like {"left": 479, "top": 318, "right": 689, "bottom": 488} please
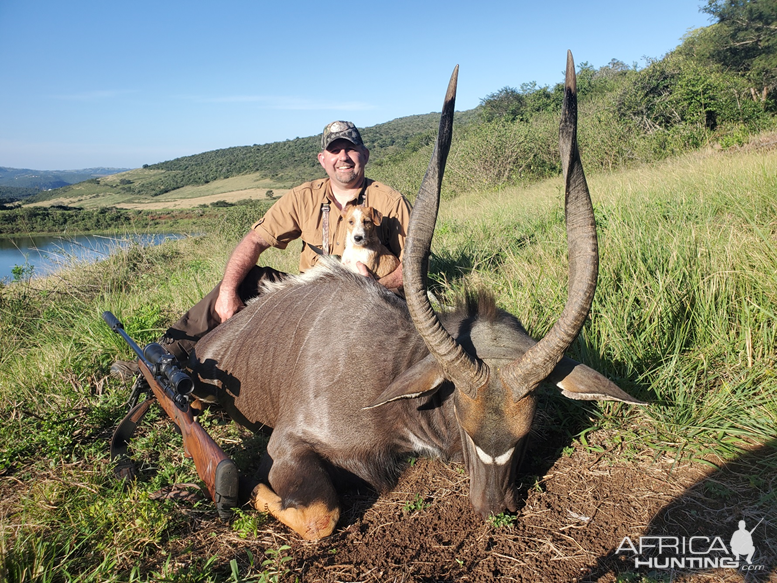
{"left": 165, "top": 431, "right": 775, "bottom": 582}
{"left": 273, "top": 452, "right": 773, "bottom": 582}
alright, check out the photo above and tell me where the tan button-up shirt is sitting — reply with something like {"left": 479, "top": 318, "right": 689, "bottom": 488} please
{"left": 252, "top": 178, "right": 411, "bottom": 273}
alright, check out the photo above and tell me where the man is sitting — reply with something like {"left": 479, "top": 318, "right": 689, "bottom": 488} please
{"left": 212, "top": 120, "right": 407, "bottom": 326}
{"left": 112, "top": 120, "right": 410, "bottom": 373}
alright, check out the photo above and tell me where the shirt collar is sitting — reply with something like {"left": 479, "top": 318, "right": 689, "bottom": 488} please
{"left": 323, "top": 178, "right": 370, "bottom": 209}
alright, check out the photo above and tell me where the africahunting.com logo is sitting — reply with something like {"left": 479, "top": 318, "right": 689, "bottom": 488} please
{"left": 616, "top": 518, "right": 766, "bottom": 572}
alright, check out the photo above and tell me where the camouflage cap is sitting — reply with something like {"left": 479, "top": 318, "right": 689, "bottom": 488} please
{"left": 321, "top": 120, "right": 364, "bottom": 150}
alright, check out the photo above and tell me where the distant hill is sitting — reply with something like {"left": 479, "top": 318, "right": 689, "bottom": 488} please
{"left": 27, "top": 110, "right": 479, "bottom": 206}
{"left": 21, "top": 0, "right": 777, "bottom": 211}
{"left": 0, "top": 167, "right": 131, "bottom": 201}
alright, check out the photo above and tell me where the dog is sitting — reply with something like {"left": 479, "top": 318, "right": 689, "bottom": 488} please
{"left": 340, "top": 205, "right": 400, "bottom": 279}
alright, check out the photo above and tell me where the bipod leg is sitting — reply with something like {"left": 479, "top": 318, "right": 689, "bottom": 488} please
{"left": 127, "top": 373, "right": 151, "bottom": 408}
{"left": 110, "top": 395, "right": 156, "bottom": 481}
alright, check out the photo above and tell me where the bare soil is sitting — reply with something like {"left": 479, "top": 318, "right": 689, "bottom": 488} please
{"left": 177, "top": 423, "right": 777, "bottom": 582}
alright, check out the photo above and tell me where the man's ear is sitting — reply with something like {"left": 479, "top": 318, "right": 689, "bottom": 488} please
{"left": 317, "top": 151, "right": 326, "bottom": 169}
{"left": 362, "top": 146, "right": 370, "bottom": 164}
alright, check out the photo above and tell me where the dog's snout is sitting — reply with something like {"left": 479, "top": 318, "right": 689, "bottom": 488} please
{"left": 353, "top": 235, "right": 364, "bottom": 243}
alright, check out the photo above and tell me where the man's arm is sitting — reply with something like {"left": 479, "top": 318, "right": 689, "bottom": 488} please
{"left": 355, "top": 261, "right": 403, "bottom": 290}
{"left": 377, "top": 262, "right": 402, "bottom": 289}
{"left": 215, "top": 229, "right": 270, "bottom": 322}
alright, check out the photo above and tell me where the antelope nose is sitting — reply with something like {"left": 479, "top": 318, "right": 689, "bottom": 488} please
{"left": 474, "top": 496, "right": 516, "bottom": 519}
{"left": 471, "top": 480, "right": 518, "bottom": 518}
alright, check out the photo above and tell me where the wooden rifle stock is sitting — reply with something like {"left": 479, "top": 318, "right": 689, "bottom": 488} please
{"left": 137, "top": 359, "right": 239, "bottom": 519}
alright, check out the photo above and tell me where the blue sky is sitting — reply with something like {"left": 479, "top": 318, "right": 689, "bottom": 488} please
{"left": 0, "top": 1, "right": 712, "bottom": 171}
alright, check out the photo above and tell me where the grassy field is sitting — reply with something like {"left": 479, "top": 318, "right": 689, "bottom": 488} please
{"left": 0, "top": 139, "right": 774, "bottom": 581}
{"left": 432, "top": 144, "right": 776, "bottom": 457}
{"left": 26, "top": 170, "right": 291, "bottom": 210}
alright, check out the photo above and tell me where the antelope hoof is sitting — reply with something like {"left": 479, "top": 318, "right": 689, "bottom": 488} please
{"left": 251, "top": 483, "right": 339, "bottom": 541}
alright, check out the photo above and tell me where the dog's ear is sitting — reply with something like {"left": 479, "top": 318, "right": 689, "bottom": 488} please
{"left": 365, "top": 206, "right": 383, "bottom": 226}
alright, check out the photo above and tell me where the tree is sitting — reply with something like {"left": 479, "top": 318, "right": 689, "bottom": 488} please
{"left": 479, "top": 87, "right": 526, "bottom": 122}
{"left": 699, "top": 0, "right": 777, "bottom": 100}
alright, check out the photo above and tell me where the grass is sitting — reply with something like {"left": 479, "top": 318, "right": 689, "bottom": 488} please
{"left": 431, "top": 144, "right": 777, "bottom": 459}
{"left": 402, "top": 494, "right": 429, "bottom": 514}
{"left": 27, "top": 170, "right": 291, "bottom": 209}
{"left": 488, "top": 512, "right": 518, "bottom": 529}
{"left": 141, "top": 175, "right": 286, "bottom": 204}
{"left": 0, "top": 139, "right": 775, "bottom": 580}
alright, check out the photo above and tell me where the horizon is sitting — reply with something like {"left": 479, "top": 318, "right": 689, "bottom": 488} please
{"left": 0, "top": 0, "right": 711, "bottom": 171}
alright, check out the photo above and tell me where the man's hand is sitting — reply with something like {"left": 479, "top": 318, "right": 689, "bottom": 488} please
{"left": 354, "top": 261, "right": 372, "bottom": 278}
{"left": 215, "top": 229, "right": 270, "bottom": 323}
{"left": 215, "top": 289, "right": 245, "bottom": 323}
{"left": 355, "top": 261, "right": 403, "bottom": 291}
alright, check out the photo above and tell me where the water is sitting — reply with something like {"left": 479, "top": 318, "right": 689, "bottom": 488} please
{"left": 0, "top": 233, "right": 187, "bottom": 282}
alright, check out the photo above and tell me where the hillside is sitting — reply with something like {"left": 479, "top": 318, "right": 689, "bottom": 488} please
{"left": 0, "top": 167, "right": 130, "bottom": 201}
{"left": 26, "top": 110, "right": 480, "bottom": 208}
{"left": 1, "top": 136, "right": 775, "bottom": 582}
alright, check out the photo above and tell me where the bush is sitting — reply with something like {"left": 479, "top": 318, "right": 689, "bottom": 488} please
{"left": 445, "top": 116, "right": 558, "bottom": 194}
{"left": 616, "top": 55, "right": 771, "bottom": 134}
{"left": 479, "top": 87, "right": 526, "bottom": 122}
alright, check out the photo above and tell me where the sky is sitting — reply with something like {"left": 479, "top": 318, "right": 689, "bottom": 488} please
{"left": 0, "top": 0, "right": 712, "bottom": 171}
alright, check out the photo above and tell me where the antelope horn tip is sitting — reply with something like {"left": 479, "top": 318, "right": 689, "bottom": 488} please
{"left": 447, "top": 65, "right": 459, "bottom": 103}
{"left": 565, "top": 51, "right": 576, "bottom": 93}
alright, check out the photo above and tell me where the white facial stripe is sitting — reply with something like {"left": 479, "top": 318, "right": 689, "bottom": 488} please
{"left": 474, "top": 444, "right": 515, "bottom": 466}
{"left": 475, "top": 445, "right": 494, "bottom": 464}
{"left": 493, "top": 448, "right": 515, "bottom": 465}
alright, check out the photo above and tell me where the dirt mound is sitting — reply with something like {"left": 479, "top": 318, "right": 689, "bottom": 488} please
{"left": 178, "top": 438, "right": 775, "bottom": 582}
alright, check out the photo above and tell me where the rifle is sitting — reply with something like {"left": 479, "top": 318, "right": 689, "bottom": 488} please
{"left": 102, "top": 311, "right": 239, "bottom": 519}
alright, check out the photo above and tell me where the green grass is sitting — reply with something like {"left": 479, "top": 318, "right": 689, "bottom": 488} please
{"left": 430, "top": 145, "right": 777, "bottom": 459}
{"left": 26, "top": 169, "right": 290, "bottom": 209}
{"left": 142, "top": 175, "right": 287, "bottom": 203}
{"left": 402, "top": 494, "right": 429, "bottom": 514}
{"left": 0, "top": 140, "right": 775, "bottom": 580}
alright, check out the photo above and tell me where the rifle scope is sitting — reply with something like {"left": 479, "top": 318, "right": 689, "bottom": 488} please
{"left": 102, "top": 311, "right": 194, "bottom": 397}
{"left": 143, "top": 343, "right": 194, "bottom": 397}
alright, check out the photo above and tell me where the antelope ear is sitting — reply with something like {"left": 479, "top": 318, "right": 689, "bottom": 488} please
{"left": 549, "top": 357, "right": 645, "bottom": 405}
{"left": 364, "top": 354, "right": 445, "bottom": 409}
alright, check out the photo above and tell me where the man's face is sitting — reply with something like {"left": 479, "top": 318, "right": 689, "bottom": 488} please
{"left": 318, "top": 139, "right": 370, "bottom": 188}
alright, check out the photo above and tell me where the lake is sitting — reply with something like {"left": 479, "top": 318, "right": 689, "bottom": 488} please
{"left": 0, "top": 233, "right": 187, "bottom": 283}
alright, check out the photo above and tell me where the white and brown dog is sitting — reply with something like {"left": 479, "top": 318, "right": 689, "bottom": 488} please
{"left": 340, "top": 205, "right": 400, "bottom": 279}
